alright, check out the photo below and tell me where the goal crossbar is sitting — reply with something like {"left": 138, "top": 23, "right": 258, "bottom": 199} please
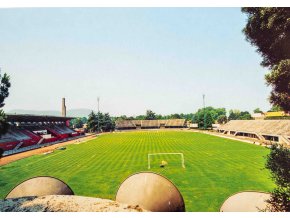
{"left": 148, "top": 153, "right": 185, "bottom": 169}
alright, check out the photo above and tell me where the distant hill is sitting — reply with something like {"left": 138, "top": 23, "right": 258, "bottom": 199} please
{"left": 67, "top": 109, "right": 93, "bottom": 117}
{"left": 7, "top": 108, "right": 93, "bottom": 118}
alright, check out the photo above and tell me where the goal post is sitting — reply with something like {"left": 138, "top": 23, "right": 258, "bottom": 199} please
{"left": 148, "top": 153, "right": 185, "bottom": 169}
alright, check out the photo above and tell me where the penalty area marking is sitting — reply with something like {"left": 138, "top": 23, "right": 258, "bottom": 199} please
{"left": 148, "top": 153, "right": 185, "bottom": 169}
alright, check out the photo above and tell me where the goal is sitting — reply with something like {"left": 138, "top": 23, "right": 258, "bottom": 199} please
{"left": 147, "top": 153, "right": 185, "bottom": 169}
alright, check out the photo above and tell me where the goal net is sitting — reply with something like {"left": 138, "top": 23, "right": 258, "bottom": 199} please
{"left": 148, "top": 153, "right": 185, "bottom": 169}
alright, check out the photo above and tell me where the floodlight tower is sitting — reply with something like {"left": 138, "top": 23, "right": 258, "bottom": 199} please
{"left": 97, "top": 97, "right": 100, "bottom": 133}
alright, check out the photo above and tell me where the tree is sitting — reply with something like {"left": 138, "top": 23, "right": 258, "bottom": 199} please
{"left": 239, "top": 111, "right": 252, "bottom": 120}
{"left": 135, "top": 115, "right": 145, "bottom": 120}
{"left": 171, "top": 113, "right": 181, "bottom": 119}
{"left": 155, "top": 114, "right": 163, "bottom": 120}
{"left": 228, "top": 109, "right": 240, "bottom": 121}
{"left": 217, "top": 115, "right": 227, "bottom": 124}
{"left": 145, "top": 110, "right": 156, "bottom": 120}
{"left": 265, "top": 144, "right": 290, "bottom": 212}
{"left": 254, "top": 108, "right": 263, "bottom": 113}
{"left": 228, "top": 109, "right": 252, "bottom": 120}
{"left": 182, "top": 113, "right": 194, "bottom": 121}
{"left": 191, "top": 114, "right": 197, "bottom": 123}
{"left": 242, "top": 8, "right": 290, "bottom": 112}
{"left": 102, "top": 113, "right": 115, "bottom": 132}
{"left": 265, "top": 60, "right": 290, "bottom": 112}
{"left": 204, "top": 112, "right": 213, "bottom": 129}
{"left": 0, "top": 72, "right": 11, "bottom": 137}
{"left": 0, "top": 71, "right": 11, "bottom": 158}
{"left": 96, "top": 112, "right": 104, "bottom": 132}
{"left": 0, "top": 110, "right": 9, "bottom": 137}
{"left": 0, "top": 72, "right": 11, "bottom": 108}
{"left": 81, "top": 117, "right": 88, "bottom": 124}
{"left": 70, "top": 117, "right": 85, "bottom": 128}
{"left": 192, "top": 107, "right": 223, "bottom": 129}
{"left": 269, "top": 105, "right": 283, "bottom": 112}
{"left": 87, "top": 111, "right": 114, "bottom": 132}
{"left": 193, "top": 107, "right": 226, "bottom": 124}
{"left": 117, "top": 115, "right": 129, "bottom": 120}
{"left": 87, "top": 111, "right": 98, "bottom": 132}
{"left": 211, "top": 108, "right": 227, "bottom": 121}
{"left": 193, "top": 109, "right": 213, "bottom": 129}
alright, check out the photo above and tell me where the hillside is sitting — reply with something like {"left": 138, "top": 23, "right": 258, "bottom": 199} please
{"left": 7, "top": 108, "right": 93, "bottom": 118}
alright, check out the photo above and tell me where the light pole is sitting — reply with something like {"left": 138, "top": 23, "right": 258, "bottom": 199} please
{"left": 97, "top": 97, "right": 100, "bottom": 133}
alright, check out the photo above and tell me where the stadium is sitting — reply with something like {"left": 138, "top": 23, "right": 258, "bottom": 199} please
{"left": 1, "top": 98, "right": 289, "bottom": 211}
{"left": 0, "top": 7, "right": 290, "bottom": 213}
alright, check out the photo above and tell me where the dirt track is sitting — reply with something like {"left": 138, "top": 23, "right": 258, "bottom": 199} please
{"left": 0, "top": 134, "right": 97, "bottom": 166}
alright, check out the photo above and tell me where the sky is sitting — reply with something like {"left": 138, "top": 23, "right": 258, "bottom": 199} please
{"left": 0, "top": 8, "right": 272, "bottom": 116}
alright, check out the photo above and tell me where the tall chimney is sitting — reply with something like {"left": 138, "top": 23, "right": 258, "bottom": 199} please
{"left": 62, "top": 98, "right": 66, "bottom": 117}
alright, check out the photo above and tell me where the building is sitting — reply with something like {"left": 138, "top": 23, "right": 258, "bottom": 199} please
{"left": 251, "top": 113, "right": 265, "bottom": 120}
{"left": 264, "top": 111, "right": 288, "bottom": 118}
{"left": 189, "top": 123, "right": 198, "bottom": 129}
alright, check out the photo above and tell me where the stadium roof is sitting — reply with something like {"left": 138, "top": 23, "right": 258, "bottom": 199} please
{"left": 6, "top": 114, "right": 74, "bottom": 122}
{"left": 218, "top": 120, "right": 290, "bottom": 137}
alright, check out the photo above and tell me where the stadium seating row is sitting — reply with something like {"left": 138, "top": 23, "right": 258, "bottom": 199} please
{"left": 116, "top": 119, "right": 186, "bottom": 129}
{"left": 217, "top": 120, "right": 290, "bottom": 146}
{"left": 0, "top": 125, "right": 79, "bottom": 152}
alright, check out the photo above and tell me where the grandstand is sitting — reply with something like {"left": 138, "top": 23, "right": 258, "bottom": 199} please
{"left": 217, "top": 120, "right": 290, "bottom": 146}
{"left": 0, "top": 114, "right": 84, "bottom": 156}
{"left": 140, "top": 120, "right": 160, "bottom": 129}
{"left": 116, "top": 119, "right": 186, "bottom": 130}
{"left": 115, "top": 120, "right": 136, "bottom": 130}
{"left": 132, "top": 120, "right": 141, "bottom": 129}
{"left": 165, "top": 119, "right": 186, "bottom": 128}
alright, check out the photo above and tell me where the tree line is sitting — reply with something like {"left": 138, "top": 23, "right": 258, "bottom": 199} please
{"left": 115, "top": 110, "right": 194, "bottom": 122}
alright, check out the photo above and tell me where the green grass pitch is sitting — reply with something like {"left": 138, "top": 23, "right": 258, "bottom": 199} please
{"left": 0, "top": 131, "right": 275, "bottom": 211}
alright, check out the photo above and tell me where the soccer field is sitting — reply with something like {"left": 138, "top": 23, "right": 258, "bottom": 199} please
{"left": 0, "top": 131, "right": 275, "bottom": 211}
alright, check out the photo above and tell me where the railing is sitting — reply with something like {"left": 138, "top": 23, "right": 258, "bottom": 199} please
{"left": 37, "top": 138, "right": 44, "bottom": 145}
{"left": 13, "top": 142, "right": 24, "bottom": 150}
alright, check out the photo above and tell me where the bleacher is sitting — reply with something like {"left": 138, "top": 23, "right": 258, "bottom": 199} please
{"left": 0, "top": 114, "right": 82, "bottom": 155}
{"left": 141, "top": 120, "right": 160, "bottom": 128}
{"left": 0, "top": 128, "right": 39, "bottom": 150}
{"left": 115, "top": 120, "right": 136, "bottom": 129}
{"left": 115, "top": 119, "right": 187, "bottom": 130}
{"left": 5, "top": 127, "right": 30, "bottom": 141}
{"left": 58, "top": 125, "right": 75, "bottom": 134}
{"left": 159, "top": 120, "right": 167, "bottom": 125}
{"left": 165, "top": 119, "right": 186, "bottom": 128}
{"left": 131, "top": 120, "right": 141, "bottom": 126}
{"left": 218, "top": 120, "right": 290, "bottom": 146}
{"left": 0, "top": 137, "right": 19, "bottom": 151}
